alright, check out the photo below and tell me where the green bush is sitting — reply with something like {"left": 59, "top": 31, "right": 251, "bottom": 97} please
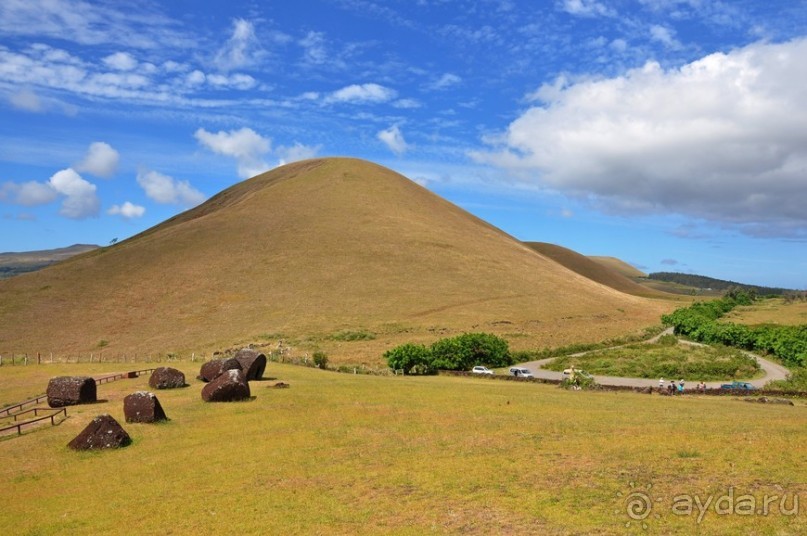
{"left": 312, "top": 351, "right": 329, "bottom": 369}
{"left": 430, "top": 332, "right": 512, "bottom": 371}
{"left": 384, "top": 343, "right": 434, "bottom": 375}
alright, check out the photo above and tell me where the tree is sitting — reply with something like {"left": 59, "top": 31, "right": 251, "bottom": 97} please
{"left": 384, "top": 344, "right": 433, "bottom": 375}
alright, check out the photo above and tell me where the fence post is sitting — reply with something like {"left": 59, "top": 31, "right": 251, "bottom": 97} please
{"left": 38, "top": 352, "right": 41, "bottom": 364}
{"left": 24, "top": 354, "right": 28, "bottom": 366}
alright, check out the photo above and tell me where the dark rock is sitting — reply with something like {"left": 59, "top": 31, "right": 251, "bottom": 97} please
{"left": 149, "top": 367, "right": 186, "bottom": 389}
{"left": 234, "top": 348, "right": 267, "bottom": 381}
{"left": 68, "top": 414, "right": 131, "bottom": 450}
{"left": 47, "top": 376, "right": 97, "bottom": 408}
{"left": 744, "top": 396, "right": 794, "bottom": 406}
{"left": 123, "top": 391, "right": 168, "bottom": 423}
{"left": 201, "top": 369, "right": 251, "bottom": 402}
{"left": 198, "top": 358, "right": 242, "bottom": 382}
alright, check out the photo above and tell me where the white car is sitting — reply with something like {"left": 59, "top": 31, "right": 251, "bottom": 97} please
{"left": 509, "top": 367, "right": 534, "bottom": 378}
{"left": 471, "top": 366, "right": 494, "bottom": 375}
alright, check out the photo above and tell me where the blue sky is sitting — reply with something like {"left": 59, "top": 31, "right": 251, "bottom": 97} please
{"left": 1, "top": 0, "right": 806, "bottom": 289}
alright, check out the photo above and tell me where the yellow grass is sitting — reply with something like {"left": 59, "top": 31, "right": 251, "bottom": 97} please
{"left": 1, "top": 362, "right": 805, "bottom": 535}
{"left": 0, "top": 158, "right": 677, "bottom": 365}
{"left": 722, "top": 298, "right": 807, "bottom": 326}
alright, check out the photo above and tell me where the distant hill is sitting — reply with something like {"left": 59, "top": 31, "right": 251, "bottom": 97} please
{"left": 525, "top": 243, "right": 673, "bottom": 299}
{"left": 648, "top": 272, "right": 794, "bottom": 295}
{"left": 588, "top": 256, "right": 647, "bottom": 279}
{"left": 0, "top": 244, "right": 98, "bottom": 279}
{"left": 0, "top": 158, "right": 675, "bottom": 359}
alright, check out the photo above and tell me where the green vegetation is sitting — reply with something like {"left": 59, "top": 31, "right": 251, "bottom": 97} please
{"left": 328, "top": 329, "right": 376, "bottom": 341}
{"left": 544, "top": 341, "right": 761, "bottom": 381}
{"left": 312, "top": 351, "right": 329, "bottom": 369}
{"left": 649, "top": 272, "right": 793, "bottom": 295}
{"left": 511, "top": 325, "right": 666, "bottom": 362}
{"left": 1, "top": 361, "right": 805, "bottom": 535}
{"left": 663, "top": 291, "right": 807, "bottom": 367}
{"left": 384, "top": 332, "right": 512, "bottom": 374}
{"left": 766, "top": 367, "right": 807, "bottom": 391}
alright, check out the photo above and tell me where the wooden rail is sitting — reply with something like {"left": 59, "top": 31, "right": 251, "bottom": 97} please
{"left": 0, "top": 394, "right": 48, "bottom": 417}
{"left": 0, "top": 407, "right": 67, "bottom": 436}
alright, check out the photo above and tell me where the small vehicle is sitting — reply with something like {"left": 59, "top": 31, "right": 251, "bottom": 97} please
{"left": 509, "top": 367, "right": 534, "bottom": 378}
{"left": 720, "top": 381, "right": 755, "bottom": 390}
{"left": 471, "top": 366, "right": 494, "bottom": 375}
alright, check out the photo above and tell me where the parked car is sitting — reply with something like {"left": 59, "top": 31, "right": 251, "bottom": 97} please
{"left": 509, "top": 367, "right": 534, "bottom": 378}
{"left": 720, "top": 381, "right": 756, "bottom": 390}
{"left": 471, "top": 366, "right": 494, "bottom": 375}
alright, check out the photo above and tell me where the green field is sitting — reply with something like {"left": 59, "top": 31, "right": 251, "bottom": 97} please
{"left": 543, "top": 339, "right": 762, "bottom": 381}
{"left": 1, "top": 361, "right": 805, "bottom": 535}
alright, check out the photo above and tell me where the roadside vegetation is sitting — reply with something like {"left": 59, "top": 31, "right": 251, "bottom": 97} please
{"left": 384, "top": 332, "right": 512, "bottom": 374}
{"left": 544, "top": 336, "right": 761, "bottom": 381}
{"left": 662, "top": 290, "right": 807, "bottom": 368}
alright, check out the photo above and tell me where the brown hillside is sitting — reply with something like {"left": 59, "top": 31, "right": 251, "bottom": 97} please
{"left": 588, "top": 256, "right": 647, "bottom": 278}
{"left": 525, "top": 243, "right": 672, "bottom": 299}
{"left": 0, "top": 158, "right": 675, "bottom": 363}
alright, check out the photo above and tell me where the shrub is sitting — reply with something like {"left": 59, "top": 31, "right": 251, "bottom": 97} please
{"left": 312, "top": 351, "right": 329, "bottom": 369}
{"left": 430, "top": 333, "right": 512, "bottom": 371}
{"left": 384, "top": 343, "right": 434, "bottom": 375}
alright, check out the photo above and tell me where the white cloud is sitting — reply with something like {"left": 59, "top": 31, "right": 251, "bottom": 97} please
{"left": 103, "top": 52, "right": 138, "bottom": 71}
{"left": 76, "top": 142, "right": 119, "bottom": 178}
{"left": 472, "top": 38, "right": 807, "bottom": 238}
{"left": 649, "top": 24, "right": 682, "bottom": 49}
{"left": 108, "top": 201, "right": 145, "bottom": 219}
{"left": 0, "top": 0, "right": 192, "bottom": 49}
{"left": 276, "top": 143, "right": 320, "bottom": 165}
{"left": 48, "top": 168, "right": 100, "bottom": 219}
{"left": 300, "top": 31, "right": 328, "bottom": 65}
{"left": 194, "top": 127, "right": 271, "bottom": 179}
{"left": 325, "top": 83, "right": 397, "bottom": 104}
{"left": 9, "top": 89, "right": 43, "bottom": 112}
{"left": 214, "top": 18, "right": 261, "bottom": 72}
{"left": 428, "top": 73, "right": 462, "bottom": 90}
{"left": 377, "top": 125, "right": 409, "bottom": 156}
{"left": 392, "top": 98, "right": 421, "bottom": 109}
{"left": 136, "top": 169, "right": 205, "bottom": 207}
{"left": 561, "top": 0, "right": 615, "bottom": 17}
{"left": 0, "top": 180, "right": 58, "bottom": 206}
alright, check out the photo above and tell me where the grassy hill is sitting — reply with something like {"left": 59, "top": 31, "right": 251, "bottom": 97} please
{"left": 587, "top": 256, "right": 647, "bottom": 278}
{"left": 0, "top": 158, "right": 674, "bottom": 363}
{"left": 0, "top": 244, "right": 98, "bottom": 279}
{"left": 525, "top": 242, "right": 674, "bottom": 299}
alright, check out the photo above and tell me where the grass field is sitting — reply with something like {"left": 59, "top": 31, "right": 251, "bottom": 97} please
{"left": 1, "top": 361, "right": 805, "bottom": 535}
{"left": 722, "top": 298, "right": 807, "bottom": 326}
{"left": 543, "top": 339, "right": 762, "bottom": 381}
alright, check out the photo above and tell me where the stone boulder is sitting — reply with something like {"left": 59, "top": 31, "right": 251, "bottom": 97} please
{"left": 47, "top": 376, "right": 97, "bottom": 408}
{"left": 744, "top": 396, "right": 795, "bottom": 406}
{"left": 149, "top": 367, "right": 186, "bottom": 389}
{"left": 198, "top": 358, "right": 242, "bottom": 383}
{"left": 234, "top": 348, "right": 267, "bottom": 381}
{"left": 68, "top": 414, "right": 131, "bottom": 450}
{"left": 124, "top": 391, "right": 168, "bottom": 423}
{"left": 201, "top": 369, "right": 251, "bottom": 402}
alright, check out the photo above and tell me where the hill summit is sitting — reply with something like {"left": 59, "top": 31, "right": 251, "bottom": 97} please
{"left": 0, "top": 158, "right": 671, "bottom": 360}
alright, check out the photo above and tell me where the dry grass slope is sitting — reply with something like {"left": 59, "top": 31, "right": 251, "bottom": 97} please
{"left": 588, "top": 256, "right": 648, "bottom": 279}
{"left": 0, "top": 158, "right": 675, "bottom": 362}
{"left": 525, "top": 242, "right": 675, "bottom": 299}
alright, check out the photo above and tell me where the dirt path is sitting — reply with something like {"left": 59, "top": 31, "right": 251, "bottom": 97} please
{"left": 516, "top": 328, "right": 790, "bottom": 389}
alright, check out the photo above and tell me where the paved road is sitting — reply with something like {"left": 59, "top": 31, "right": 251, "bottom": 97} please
{"left": 515, "top": 328, "right": 790, "bottom": 389}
